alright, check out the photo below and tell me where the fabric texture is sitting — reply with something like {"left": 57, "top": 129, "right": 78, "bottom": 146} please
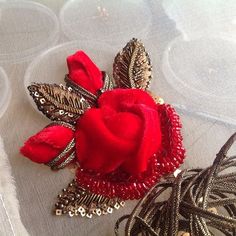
{"left": 67, "top": 51, "right": 103, "bottom": 94}
{"left": 76, "top": 88, "right": 162, "bottom": 174}
{"left": 20, "top": 125, "right": 74, "bottom": 164}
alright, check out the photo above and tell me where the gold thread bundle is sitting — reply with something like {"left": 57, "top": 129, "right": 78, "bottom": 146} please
{"left": 115, "top": 133, "right": 236, "bottom": 236}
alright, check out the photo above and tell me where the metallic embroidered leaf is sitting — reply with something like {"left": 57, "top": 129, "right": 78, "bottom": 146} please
{"left": 65, "top": 75, "right": 98, "bottom": 107}
{"left": 99, "top": 72, "right": 114, "bottom": 93}
{"left": 28, "top": 83, "right": 90, "bottom": 124}
{"left": 65, "top": 72, "right": 114, "bottom": 105}
{"left": 113, "top": 38, "right": 152, "bottom": 90}
{"left": 54, "top": 179, "right": 125, "bottom": 218}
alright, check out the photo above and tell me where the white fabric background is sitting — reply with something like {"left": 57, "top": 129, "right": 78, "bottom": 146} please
{"left": 0, "top": 0, "right": 235, "bottom": 235}
{"left": 0, "top": 136, "right": 29, "bottom": 236}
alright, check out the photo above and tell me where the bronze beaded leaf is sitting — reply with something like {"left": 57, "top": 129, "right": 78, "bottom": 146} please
{"left": 65, "top": 72, "right": 114, "bottom": 106}
{"left": 28, "top": 83, "right": 90, "bottom": 124}
{"left": 113, "top": 38, "right": 152, "bottom": 90}
{"left": 54, "top": 179, "right": 125, "bottom": 218}
{"left": 100, "top": 72, "right": 115, "bottom": 93}
{"left": 65, "top": 75, "right": 98, "bottom": 107}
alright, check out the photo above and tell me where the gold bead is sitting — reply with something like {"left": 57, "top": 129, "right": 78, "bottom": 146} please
{"left": 96, "top": 209, "right": 102, "bottom": 216}
{"left": 102, "top": 210, "right": 108, "bottom": 215}
{"left": 208, "top": 207, "right": 218, "bottom": 214}
{"left": 68, "top": 211, "right": 74, "bottom": 217}
{"left": 86, "top": 213, "right": 93, "bottom": 218}
{"left": 177, "top": 231, "right": 190, "bottom": 236}
{"left": 147, "top": 90, "right": 164, "bottom": 104}
{"left": 114, "top": 203, "right": 120, "bottom": 209}
{"left": 80, "top": 211, "right": 86, "bottom": 217}
{"left": 55, "top": 209, "right": 62, "bottom": 216}
{"left": 78, "top": 206, "right": 85, "bottom": 213}
{"left": 107, "top": 207, "right": 113, "bottom": 214}
{"left": 157, "top": 97, "right": 164, "bottom": 105}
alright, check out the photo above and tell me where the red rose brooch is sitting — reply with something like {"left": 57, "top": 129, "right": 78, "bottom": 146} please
{"left": 21, "top": 39, "right": 185, "bottom": 218}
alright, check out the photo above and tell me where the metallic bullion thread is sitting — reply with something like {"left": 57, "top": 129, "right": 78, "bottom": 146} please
{"left": 115, "top": 132, "right": 236, "bottom": 236}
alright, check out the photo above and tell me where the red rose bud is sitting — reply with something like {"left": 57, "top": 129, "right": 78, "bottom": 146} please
{"left": 75, "top": 89, "right": 162, "bottom": 175}
{"left": 20, "top": 125, "right": 74, "bottom": 164}
{"left": 67, "top": 51, "right": 103, "bottom": 94}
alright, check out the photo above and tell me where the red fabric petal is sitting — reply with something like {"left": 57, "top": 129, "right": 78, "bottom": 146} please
{"left": 67, "top": 51, "right": 103, "bottom": 94}
{"left": 76, "top": 108, "right": 139, "bottom": 173}
{"left": 75, "top": 88, "right": 162, "bottom": 175}
{"left": 98, "top": 88, "right": 157, "bottom": 110}
{"left": 76, "top": 103, "right": 185, "bottom": 200}
{"left": 121, "top": 104, "right": 161, "bottom": 174}
{"left": 20, "top": 125, "right": 74, "bottom": 164}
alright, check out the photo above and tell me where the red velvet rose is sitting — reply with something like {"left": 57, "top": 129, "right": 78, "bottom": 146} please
{"left": 67, "top": 51, "right": 103, "bottom": 94}
{"left": 75, "top": 88, "right": 162, "bottom": 175}
{"left": 21, "top": 125, "right": 74, "bottom": 164}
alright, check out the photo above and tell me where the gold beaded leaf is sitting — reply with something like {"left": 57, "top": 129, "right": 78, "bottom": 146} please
{"left": 28, "top": 83, "right": 90, "bottom": 124}
{"left": 113, "top": 38, "right": 152, "bottom": 90}
{"left": 54, "top": 180, "right": 125, "bottom": 218}
{"left": 64, "top": 72, "right": 114, "bottom": 107}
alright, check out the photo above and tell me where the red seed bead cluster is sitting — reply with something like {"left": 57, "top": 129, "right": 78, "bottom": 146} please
{"left": 76, "top": 104, "right": 185, "bottom": 200}
{"left": 156, "top": 104, "right": 185, "bottom": 175}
